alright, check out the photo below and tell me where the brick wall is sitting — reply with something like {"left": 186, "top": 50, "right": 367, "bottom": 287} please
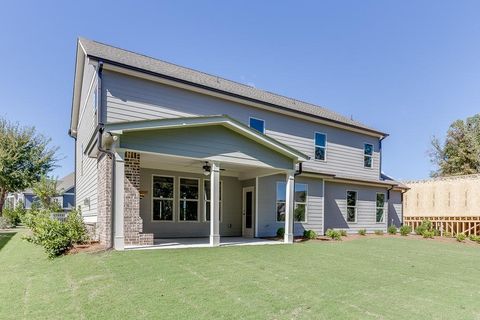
{"left": 97, "top": 154, "right": 112, "bottom": 248}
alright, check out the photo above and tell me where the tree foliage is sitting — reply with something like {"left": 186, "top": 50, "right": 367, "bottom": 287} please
{"left": 32, "top": 176, "right": 60, "bottom": 211}
{"left": 0, "top": 118, "right": 57, "bottom": 214}
{"left": 430, "top": 114, "right": 480, "bottom": 177}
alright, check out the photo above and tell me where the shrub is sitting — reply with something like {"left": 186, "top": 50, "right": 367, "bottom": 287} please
{"left": 326, "top": 229, "right": 341, "bottom": 240}
{"left": 24, "top": 209, "right": 88, "bottom": 258}
{"left": 456, "top": 233, "right": 466, "bottom": 242}
{"left": 444, "top": 232, "right": 452, "bottom": 238}
{"left": 387, "top": 225, "right": 397, "bottom": 235}
{"left": 358, "top": 229, "right": 367, "bottom": 236}
{"left": 422, "top": 230, "right": 434, "bottom": 239}
{"left": 374, "top": 230, "right": 384, "bottom": 236}
{"left": 0, "top": 216, "right": 11, "bottom": 229}
{"left": 433, "top": 229, "right": 441, "bottom": 236}
{"left": 2, "top": 204, "right": 25, "bottom": 227}
{"left": 339, "top": 229, "right": 347, "bottom": 237}
{"left": 400, "top": 225, "right": 411, "bottom": 236}
{"left": 415, "top": 219, "right": 432, "bottom": 235}
{"left": 303, "top": 229, "right": 317, "bottom": 240}
{"left": 469, "top": 235, "right": 480, "bottom": 243}
{"left": 276, "top": 227, "right": 285, "bottom": 238}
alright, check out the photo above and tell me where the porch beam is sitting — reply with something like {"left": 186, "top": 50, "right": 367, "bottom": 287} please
{"left": 284, "top": 170, "right": 295, "bottom": 244}
{"left": 210, "top": 162, "right": 220, "bottom": 247}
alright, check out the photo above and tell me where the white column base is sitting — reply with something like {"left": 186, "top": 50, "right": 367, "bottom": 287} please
{"left": 114, "top": 236, "right": 125, "bottom": 250}
{"left": 210, "top": 234, "right": 220, "bottom": 247}
{"left": 284, "top": 233, "right": 294, "bottom": 244}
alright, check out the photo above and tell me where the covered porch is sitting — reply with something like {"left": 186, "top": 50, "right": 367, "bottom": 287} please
{"left": 126, "top": 237, "right": 282, "bottom": 250}
{"left": 101, "top": 116, "right": 309, "bottom": 250}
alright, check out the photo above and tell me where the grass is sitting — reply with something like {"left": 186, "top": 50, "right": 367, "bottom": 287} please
{"left": 1, "top": 232, "right": 480, "bottom": 319}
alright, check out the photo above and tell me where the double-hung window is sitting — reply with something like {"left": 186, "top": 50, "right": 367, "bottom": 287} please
{"left": 276, "top": 182, "right": 308, "bottom": 223}
{"left": 152, "top": 176, "right": 174, "bottom": 221}
{"left": 376, "top": 193, "right": 385, "bottom": 223}
{"left": 179, "top": 178, "right": 199, "bottom": 221}
{"left": 364, "top": 144, "right": 373, "bottom": 168}
{"left": 249, "top": 117, "right": 265, "bottom": 134}
{"left": 204, "top": 180, "right": 222, "bottom": 221}
{"left": 346, "top": 190, "right": 357, "bottom": 222}
{"left": 314, "top": 133, "right": 326, "bottom": 161}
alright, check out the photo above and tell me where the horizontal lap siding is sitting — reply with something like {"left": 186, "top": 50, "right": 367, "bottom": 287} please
{"left": 257, "top": 174, "right": 324, "bottom": 237}
{"left": 76, "top": 59, "right": 98, "bottom": 219}
{"left": 324, "top": 182, "right": 388, "bottom": 233}
{"left": 388, "top": 191, "right": 403, "bottom": 227}
{"left": 104, "top": 71, "right": 381, "bottom": 181}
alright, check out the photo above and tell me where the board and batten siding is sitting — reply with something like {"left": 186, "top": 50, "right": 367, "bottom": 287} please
{"left": 323, "top": 181, "right": 388, "bottom": 233}
{"left": 103, "top": 71, "right": 381, "bottom": 181}
{"left": 139, "top": 168, "right": 243, "bottom": 238}
{"left": 75, "top": 58, "right": 99, "bottom": 221}
{"left": 256, "top": 174, "right": 324, "bottom": 237}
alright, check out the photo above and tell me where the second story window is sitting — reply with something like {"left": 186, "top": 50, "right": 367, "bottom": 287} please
{"left": 364, "top": 143, "right": 373, "bottom": 168}
{"left": 314, "top": 133, "right": 326, "bottom": 161}
{"left": 249, "top": 117, "right": 265, "bottom": 134}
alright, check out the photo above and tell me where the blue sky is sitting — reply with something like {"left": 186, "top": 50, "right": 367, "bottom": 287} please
{"left": 0, "top": 1, "right": 478, "bottom": 180}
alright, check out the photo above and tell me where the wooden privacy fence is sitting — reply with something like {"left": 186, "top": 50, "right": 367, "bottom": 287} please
{"left": 404, "top": 216, "right": 480, "bottom": 236}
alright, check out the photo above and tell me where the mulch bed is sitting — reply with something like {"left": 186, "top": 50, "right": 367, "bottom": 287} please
{"left": 67, "top": 242, "right": 108, "bottom": 255}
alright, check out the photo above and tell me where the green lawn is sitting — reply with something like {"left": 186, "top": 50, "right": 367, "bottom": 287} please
{"left": 1, "top": 232, "right": 480, "bottom": 319}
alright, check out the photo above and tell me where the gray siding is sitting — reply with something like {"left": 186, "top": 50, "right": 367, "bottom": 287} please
{"left": 324, "top": 182, "right": 388, "bottom": 233}
{"left": 256, "top": 174, "right": 324, "bottom": 237}
{"left": 103, "top": 71, "right": 381, "bottom": 181}
{"left": 75, "top": 58, "right": 99, "bottom": 220}
{"left": 388, "top": 191, "right": 403, "bottom": 227}
{"left": 140, "top": 168, "right": 243, "bottom": 238}
{"left": 120, "top": 126, "right": 293, "bottom": 170}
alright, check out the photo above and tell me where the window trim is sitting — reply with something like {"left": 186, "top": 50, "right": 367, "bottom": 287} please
{"left": 314, "top": 132, "right": 327, "bottom": 162}
{"left": 346, "top": 190, "right": 358, "bottom": 223}
{"left": 151, "top": 174, "right": 175, "bottom": 223}
{"left": 203, "top": 179, "right": 223, "bottom": 222}
{"left": 363, "top": 143, "right": 374, "bottom": 169}
{"left": 178, "top": 176, "right": 200, "bottom": 223}
{"left": 275, "top": 181, "right": 308, "bottom": 223}
{"left": 375, "top": 192, "right": 386, "bottom": 223}
{"left": 249, "top": 117, "right": 265, "bottom": 134}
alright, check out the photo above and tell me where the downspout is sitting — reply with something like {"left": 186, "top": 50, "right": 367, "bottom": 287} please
{"left": 379, "top": 135, "right": 387, "bottom": 179}
{"left": 96, "top": 61, "right": 116, "bottom": 249}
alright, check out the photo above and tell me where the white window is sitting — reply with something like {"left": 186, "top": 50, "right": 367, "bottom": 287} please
{"left": 376, "top": 193, "right": 385, "bottom": 223}
{"left": 346, "top": 190, "right": 357, "bottom": 222}
{"left": 152, "top": 176, "right": 174, "bottom": 221}
{"left": 204, "top": 180, "right": 222, "bottom": 221}
{"left": 179, "top": 178, "right": 199, "bottom": 221}
{"left": 249, "top": 117, "right": 265, "bottom": 134}
{"left": 276, "top": 182, "right": 308, "bottom": 223}
{"left": 314, "top": 132, "right": 326, "bottom": 161}
{"left": 364, "top": 144, "right": 373, "bottom": 168}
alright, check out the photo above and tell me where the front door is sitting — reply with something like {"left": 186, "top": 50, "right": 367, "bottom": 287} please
{"left": 242, "top": 187, "right": 255, "bottom": 238}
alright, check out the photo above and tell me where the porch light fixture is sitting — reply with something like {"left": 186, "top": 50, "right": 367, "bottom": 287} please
{"left": 202, "top": 162, "right": 211, "bottom": 176}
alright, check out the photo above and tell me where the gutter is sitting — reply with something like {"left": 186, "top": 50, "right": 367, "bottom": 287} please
{"left": 96, "top": 61, "right": 116, "bottom": 249}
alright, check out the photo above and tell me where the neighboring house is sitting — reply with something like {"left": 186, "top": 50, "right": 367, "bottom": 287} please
{"left": 403, "top": 174, "right": 480, "bottom": 236}
{"left": 69, "top": 38, "right": 407, "bottom": 250}
{"left": 6, "top": 173, "right": 76, "bottom": 212}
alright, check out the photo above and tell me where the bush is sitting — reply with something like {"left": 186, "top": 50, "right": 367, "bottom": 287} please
{"left": 2, "top": 205, "right": 25, "bottom": 227}
{"left": 387, "top": 225, "right": 397, "bottom": 235}
{"left": 444, "top": 232, "right": 452, "bottom": 238}
{"left": 433, "top": 229, "right": 441, "bottom": 236}
{"left": 415, "top": 219, "right": 432, "bottom": 235}
{"left": 0, "top": 216, "right": 12, "bottom": 229}
{"left": 374, "top": 230, "right": 384, "bottom": 236}
{"left": 469, "top": 235, "right": 480, "bottom": 243}
{"left": 422, "top": 230, "right": 435, "bottom": 239}
{"left": 303, "top": 229, "right": 317, "bottom": 240}
{"left": 24, "top": 209, "right": 88, "bottom": 258}
{"left": 339, "top": 230, "right": 347, "bottom": 237}
{"left": 326, "top": 229, "right": 341, "bottom": 240}
{"left": 276, "top": 227, "right": 285, "bottom": 238}
{"left": 456, "top": 233, "right": 466, "bottom": 242}
{"left": 400, "top": 225, "right": 411, "bottom": 236}
{"left": 358, "top": 229, "right": 366, "bottom": 236}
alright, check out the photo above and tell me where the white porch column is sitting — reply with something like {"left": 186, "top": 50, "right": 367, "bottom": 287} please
{"left": 284, "top": 170, "right": 295, "bottom": 244}
{"left": 113, "top": 149, "right": 125, "bottom": 250}
{"left": 210, "top": 162, "right": 221, "bottom": 247}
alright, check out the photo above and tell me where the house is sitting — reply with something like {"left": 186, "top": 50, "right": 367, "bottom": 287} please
{"left": 69, "top": 38, "right": 406, "bottom": 250}
{"left": 6, "top": 173, "right": 75, "bottom": 211}
{"left": 403, "top": 174, "right": 480, "bottom": 236}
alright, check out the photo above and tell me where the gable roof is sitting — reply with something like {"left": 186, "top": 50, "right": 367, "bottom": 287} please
{"left": 105, "top": 115, "right": 310, "bottom": 162}
{"left": 73, "top": 38, "right": 387, "bottom": 137}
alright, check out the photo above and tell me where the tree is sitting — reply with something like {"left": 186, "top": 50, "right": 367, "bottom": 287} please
{"left": 430, "top": 114, "right": 480, "bottom": 177}
{"left": 32, "top": 176, "right": 60, "bottom": 210}
{"left": 0, "top": 118, "right": 57, "bottom": 214}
